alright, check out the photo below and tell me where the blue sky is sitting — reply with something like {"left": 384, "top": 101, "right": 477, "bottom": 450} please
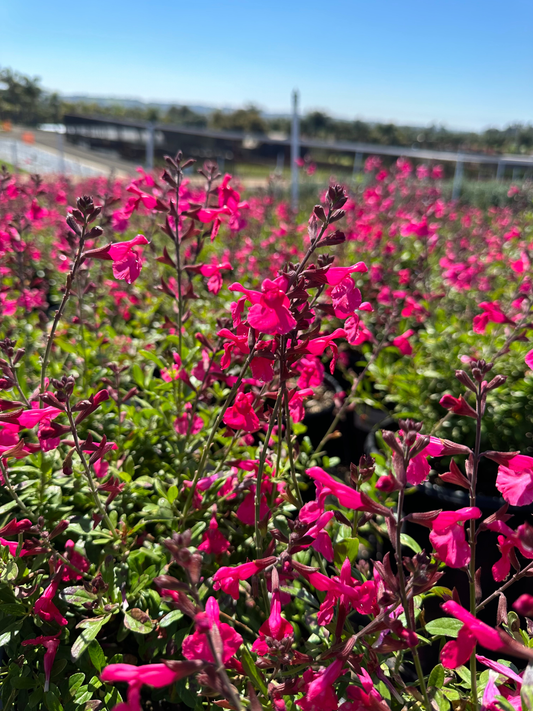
{"left": 1, "top": 0, "right": 532, "bottom": 130}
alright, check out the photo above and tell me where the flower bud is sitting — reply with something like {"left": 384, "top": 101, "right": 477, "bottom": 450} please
{"left": 313, "top": 204, "right": 327, "bottom": 222}
{"left": 486, "top": 374, "right": 507, "bottom": 391}
{"left": 455, "top": 369, "right": 477, "bottom": 392}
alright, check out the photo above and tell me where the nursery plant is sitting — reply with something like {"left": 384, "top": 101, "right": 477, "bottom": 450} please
{"left": 0, "top": 156, "right": 533, "bottom": 711}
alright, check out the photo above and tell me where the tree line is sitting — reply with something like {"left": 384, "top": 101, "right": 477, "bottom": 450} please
{"left": 1, "top": 66, "right": 532, "bottom": 155}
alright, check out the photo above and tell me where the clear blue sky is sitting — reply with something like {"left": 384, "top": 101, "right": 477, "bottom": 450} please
{"left": 1, "top": 0, "right": 532, "bottom": 130}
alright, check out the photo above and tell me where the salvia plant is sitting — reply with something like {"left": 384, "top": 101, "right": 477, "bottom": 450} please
{"left": 0, "top": 154, "right": 533, "bottom": 711}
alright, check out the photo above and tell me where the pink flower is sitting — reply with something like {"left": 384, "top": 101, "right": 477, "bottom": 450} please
{"left": 182, "top": 597, "right": 243, "bottom": 663}
{"left": 230, "top": 277, "right": 296, "bottom": 335}
{"left": 296, "top": 658, "right": 344, "bottom": 711}
{"left": 223, "top": 392, "right": 260, "bottom": 433}
{"left": 17, "top": 405, "right": 62, "bottom": 428}
{"left": 0, "top": 518, "right": 33, "bottom": 537}
{"left": 252, "top": 588, "right": 293, "bottom": 654}
{"left": 296, "top": 356, "right": 324, "bottom": 389}
{"left": 439, "top": 394, "right": 477, "bottom": 418}
{"left": 174, "top": 403, "right": 203, "bottom": 436}
{"left": 496, "top": 461, "right": 533, "bottom": 506}
{"left": 325, "top": 262, "right": 367, "bottom": 286}
{"left": 514, "top": 594, "right": 533, "bottom": 617}
{"left": 526, "top": 350, "right": 533, "bottom": 370}
{"left": 342, "top": 670, "right": 387, "bottom": 711}
{"left": 83, "top": 235, "right": 149, "bottom": 284}
{"left": 331, "top": 277, "right": 362, "bottom": 319}
{"left": 288, "top": 388, "right": 314, "bottom": 423}
{"left": 34, "top": 577, "right": 68, "bottom": 627}
{"left": 22, "top": 633, "right": 61, "bottom": 691}
{"left": 60, "top": 539, "right": 90, "bottom": 581}
{"left": 197, "top": 515, "right": 230, "bottom": 555}
{"left": 305, "top": 328, "right": 346, "bottom": 373}
{"left": 440, "top": 601, "right": 519, "bottom": 669}
{"left": 392, "top": 329, "right": 414, "bottom": 356}
{"left": 247, "top": 279, "right": 296, "bottom": 335}
{"left": 429, "top": 507, "right": 481, "bottom": 568}
{"left": 101, "top": 662, "right": 199, "bottom": 711}
{"left": 199, "top": 261, "right": 233, "bottom": 294}
{"left": 473, "top": 301, "right": 512, "bottom": 334}
{"left": 236, "top": 487, "right": 270, "bottom": 526}
{"left": 213, "top": 558, "right": 274, "bottom": 600}
{"left": 306, "top": 467, "right": 389, "bottom": 516}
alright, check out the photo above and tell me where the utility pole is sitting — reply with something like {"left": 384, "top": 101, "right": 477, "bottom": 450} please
{"left": 290, "top": 90, "right": 299, "bottom": 213}
{"left": 146, "top": 122, "right": 155, "bottom": 172}
{"left": 452, "top": 153, "right": 464, "bottom": 201}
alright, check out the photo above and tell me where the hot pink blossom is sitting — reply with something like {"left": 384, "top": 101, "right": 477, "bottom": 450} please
{"left": 234, "top": 277, "right": 297, "bottom": 335}
{"left": 213, "top": 558, "right": 274, "bottom": 600}
{"left": 252, "top": 587, "right": 293, "bottom": 654}
{"left": 305, "top": 328, "right": 346, "bottom": 373}
{"left": 199, "top": 261, "right": 233, "bottom": 294}
{"left": 101, "top": 662, "right": 199, "bottom": 711}
{"left": 496, "top": 461, "right": 533, "bottom": 506}
{"left": 223, "top": 391, "right": 260, "bottom": 433}
{"left": 83, "top": 235, "right": 149, "bottom": 284}
{"left": 306, "top": 467, "right": 389, "bottom": 515}
{"left": 514, "top": 594, "right": 533, "bottom": 617}
{"left": 439, "top": 394, "right": 478, "bottom": 418}
{"left": 34, "top": 577, "right": 68, "bottom": 627}
{"left": 331, "top": 277, "right": 362, "bottom": 319}
{"left": 60, "top": 539, "right": 90, "bottom": 581}
{"left": 182, "top": 597, "right": 242, "bottom": 663}
{"left": 429, "top": 507, "right": 481, "bottom": 568}
{"left": 197, "top": 515, "right": 230, "bottom": 555}
{"left": 342, "top": 670, "right": 388, "bottom": 711}
{"left": 288, "top": 388, "right": 314, "bottom": 423}
{"left": 325, "top": 262, "right": 367, "bottom": 286}
{"left": 440, "top": 601, "right": 517, "bottom": 669}
{"left": 392, "top": 329, "right": 414, "bottom": 356}
{"left": 22, "top": 633, "right": 61, "bottom": 691}
{"left": 174, "top": 403, "right": 203, "bottom": 436}
{"left": 296, "top": 658, "right": 344, "bottom": 711}
{"left": 473, "top": 301, "right": 512, "bottom": 334}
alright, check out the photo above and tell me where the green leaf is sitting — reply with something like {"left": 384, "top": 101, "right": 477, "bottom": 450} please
{"left": 425, "top": 618, "right": 463, "bottom": 638}
{"left": 0, "top": 619, "right": 22, "bottom": 646}
{"left": 12, "top": 676, "right": 37, "bottom": 689}
{"left": 88, "top": 640, "right": 106, "bottom": 673}
{"left": 71, "top": 615, "right": 110, "bottom": 661}
{"left": 124, "top": 608, "right": 153, "bottom": 634}
{"left": 334, "top": 537, "right": 359, "bottom": 566}
{"left": 400, "top": 533, "right": 422, "bottom": 554}
{"left": 0, "top": 499, "right": 19, "bottom": 515}
{"left": 139, "top": 349, "right": 165, "bottom": 369}
{"left": 1, "top": 560, "right": 20, "bottom": 583}
{"left": 495, "top": 695, "right": 516, "bottom": 711}
{"left": 428, "top": 664, "right": 445, "bottom": 689}
{"left": 167, "top": 484, "right": 178, "bottom": 504}
{"left": 159, "top": 609, "right": 183, "bottom": 627}
{"left": 68, "top": 673, "right": 85, "bottom": 695}
{"left": 44, "top": 690, "right": 63, "bottom": 711}
{"left": 240, "top": 646, "right": 268, "bottom": 697}
{"left": 55, "top": 338, "right": 78, "bottom": 355}
{"left": 60, "top": 586, "right": 97, "bottom": 606}
{"left": 456, "top": 665, "right": 472, "bottom": 688}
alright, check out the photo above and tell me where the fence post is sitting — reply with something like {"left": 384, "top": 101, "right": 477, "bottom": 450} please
{"left": 353, "top": 151, "right": 363, "bottom": 176}
{"left": 11, "top": 139, "right": 18, "bottom": 170}
{"left": 57, "top": 131, "right": 65, "bottom": 173}
{"left": 452, "top": 153, "right": 464, "bottom": 201}
{"left": 146, "top": 122, "right": 155, "bottom": 172}
{"left": 496, "top": 160, "right": 504, "bottom": 181}
{"left": 290, "top": 90, "right": 299, "bottom": 213}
